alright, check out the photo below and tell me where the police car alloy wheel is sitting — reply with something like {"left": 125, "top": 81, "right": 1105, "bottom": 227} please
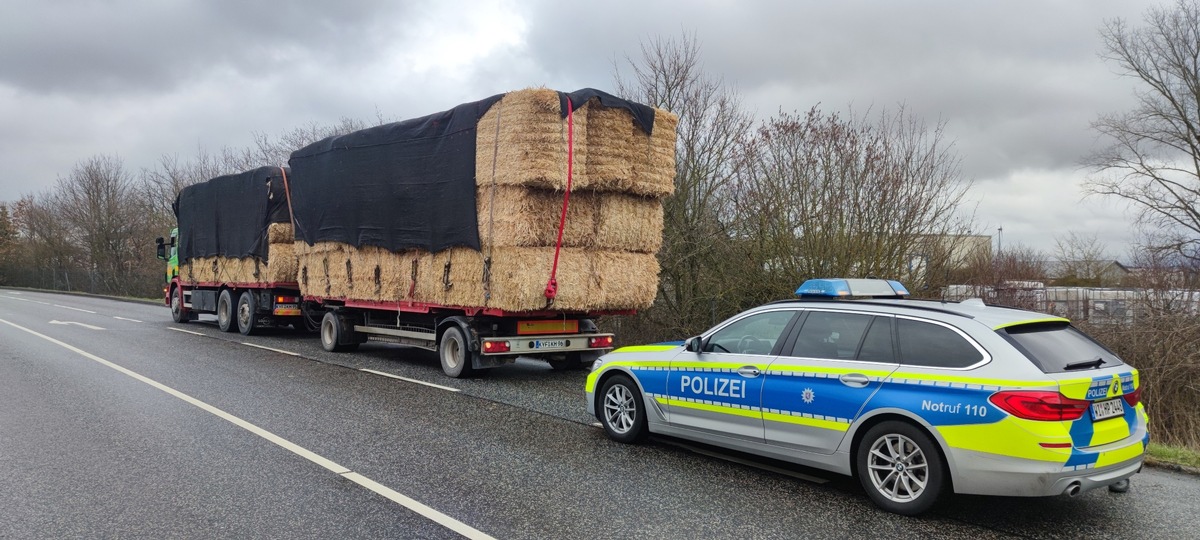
{"left": 857, "top": 421, "right": 946, "bottom": 516}
{"left": 600, "top": 374, "right": 647, "bottom": 443}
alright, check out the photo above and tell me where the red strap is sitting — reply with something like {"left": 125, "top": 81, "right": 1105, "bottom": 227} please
{"left": 544, "top": 97, "right": 575, "bottom": 301}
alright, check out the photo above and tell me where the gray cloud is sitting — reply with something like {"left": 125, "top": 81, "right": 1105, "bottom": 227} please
{"left": 0, "top": 0, "right": 1171, "bottom": 257}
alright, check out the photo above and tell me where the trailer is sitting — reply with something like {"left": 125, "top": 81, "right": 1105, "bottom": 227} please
{"left": 307, "top": 297, "right": 616, "bottom": 377}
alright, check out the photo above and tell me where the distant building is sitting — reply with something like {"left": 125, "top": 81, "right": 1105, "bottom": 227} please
{"left": 1048, "top": 260, "right": 1131, "bottom": 287}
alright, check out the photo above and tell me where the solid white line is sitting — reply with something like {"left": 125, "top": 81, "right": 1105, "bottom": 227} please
{"left": 1, "top": 296, "right": 52, "bottom": 305}
{"left": 113, "top": 316, "right": 144, "bottom": 323}
{"left": 167, "top": 327, "right": 205, "bottom": 336}
{"left": 360, "top": 369, "right": 460, "bottom": 392}
{"left": 242, "top": 342, "right": 301, "bottom": 357}
{"left": 0, "top": 317, "right": 495, "bottom": 540}
{"left": 53, "top": 304, "right": 97, "bottom": 314}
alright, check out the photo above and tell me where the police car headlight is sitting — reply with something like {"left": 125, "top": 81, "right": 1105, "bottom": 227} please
{"left": 591, "top": 359, "right": 603, "bottom": 372}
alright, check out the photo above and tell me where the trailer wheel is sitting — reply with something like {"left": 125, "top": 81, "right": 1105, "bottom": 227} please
{"left": 217, "top": 289, "right": 236, "bottom": 332}
{"left": 321, "top": 311, "right": 358, "bottom": 352}
{"left": 438, "top": 326, "right": 475, "bottom": 378}
{"left": 236, "top": 291, "right": 258, "bottom": 336}
{"left": 170, "top": 286, "right": 188, "bottom": 324}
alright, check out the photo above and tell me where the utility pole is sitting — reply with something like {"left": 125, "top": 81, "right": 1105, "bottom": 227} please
{"left": 997, "top": 226, "right": 1003, "bottom": 254}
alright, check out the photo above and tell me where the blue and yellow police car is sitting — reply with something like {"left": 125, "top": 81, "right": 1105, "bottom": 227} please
{"left": 585, "top": 278, "right": 1149, "bottom": 515}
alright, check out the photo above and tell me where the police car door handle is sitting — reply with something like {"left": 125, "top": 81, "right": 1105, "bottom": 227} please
{"left": 737, "top": 366, "right": 761, "bottom": 378}
{"left": 839, "top": 374, "right": 870, "bottom": 388}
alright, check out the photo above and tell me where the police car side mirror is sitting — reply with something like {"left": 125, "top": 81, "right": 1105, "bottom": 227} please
{"left": 685, "top": 336, "right": 702, "bottom": 353}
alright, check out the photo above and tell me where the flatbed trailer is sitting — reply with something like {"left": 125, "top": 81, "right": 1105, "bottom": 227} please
{"left": 164, "top": 277, "right": 304, "bottom": 335}
{"left": 306, "top": 296, "right": 617, "bottom": 377}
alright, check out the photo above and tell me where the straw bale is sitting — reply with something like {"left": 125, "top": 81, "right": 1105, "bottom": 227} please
{"left": 595, "top": 193, "right": 664, "bottom": 253}
{"left": 629, "top": 108, "right": 678, "bottom": 198}
{"left": 583, "top": 104, "right": 636, "bottom": 192}
{"left": 296, "top": 242, "right": 346, "bottom": 297}
{"left": 267, "top": 222, "right": 294, "bottom": 244}
{"left": 476, "top": 88, "right": 589, "bottom": 191}
{"left": 593, "top": 251, "right": 660, "bottom": 310}
{"left": 263, "top": 242, "right": 298, "bottom": 283}
{"left": 476, "top": 186, "right": 599, "bottom": 248}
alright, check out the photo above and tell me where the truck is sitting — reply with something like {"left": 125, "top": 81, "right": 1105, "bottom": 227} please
{"left": 156, "top": 167, "right": 303, "bottom": 335}
{"left": 158, "top": 88, "right": 675, "bottom": 378}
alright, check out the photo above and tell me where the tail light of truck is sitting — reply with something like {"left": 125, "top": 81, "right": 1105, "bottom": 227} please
{"left": 589, "top": 336, "right": 614, "bottom": 349}
{"left": 482, "top": 340, "right": 511, "bottom": 353}
{"left": 988, "top": 390, "right": 1089, "bottom": 421}
{"left": 275, "top": 296, "right": 299, "bottom": 304}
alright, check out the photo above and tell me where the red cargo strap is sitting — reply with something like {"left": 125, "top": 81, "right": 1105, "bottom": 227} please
{"left": 280, "top": 166, "right": 297, "bottom": 230}
{"left": 545, "top": 97, "right": 575, "bottom": 302}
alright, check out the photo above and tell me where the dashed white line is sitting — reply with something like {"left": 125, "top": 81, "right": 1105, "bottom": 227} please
{"left": 113, "top": 316, "right": 144, "bottom": 323}
{"left": 242, "top": 342, "right": 301, "bottom": 357}
{"left": 53, "top": 304, "right": 97, "bottom": 314}
{"left": 360, "top": 369, "right": 460, "bottom": 392}
{"left": 0, "top": 317, "right": 495, "bottom": 540}
{"left": 166, "top": 327, "right": 205, "bottom": 336}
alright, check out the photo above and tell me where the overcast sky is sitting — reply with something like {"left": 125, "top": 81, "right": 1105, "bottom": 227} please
{"left": 0, "top": 0, "right": 1168, "bottom": 258}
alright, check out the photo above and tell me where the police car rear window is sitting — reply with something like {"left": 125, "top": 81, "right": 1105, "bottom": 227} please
{"left": 896, "top": 318, "right": 983, "bottom": 368}
{"left": 1000, "top": 322, "right": 1124, "bottom": 374}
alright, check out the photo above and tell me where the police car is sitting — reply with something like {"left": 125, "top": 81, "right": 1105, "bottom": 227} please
{"left": 585, "top": 278, "right": 1149, "bottom": 515}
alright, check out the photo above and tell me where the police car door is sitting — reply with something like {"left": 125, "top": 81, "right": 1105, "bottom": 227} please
{"left": 666, "top": 309, "right": 799, "bottom": 441}
{"left": 762, "top": 311, "right": 899, "bottom": 454}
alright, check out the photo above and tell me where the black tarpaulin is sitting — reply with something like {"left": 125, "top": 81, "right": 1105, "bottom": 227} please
{"left": 286, "top": 88, "right": 655, "bottom": 254}
{"left": 173, "top": 166, "right": 291, "bottom": 264}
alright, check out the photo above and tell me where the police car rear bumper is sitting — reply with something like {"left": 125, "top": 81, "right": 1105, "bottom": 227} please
{"left": 948, "top": 448, "right": 1144, "bottom": 497}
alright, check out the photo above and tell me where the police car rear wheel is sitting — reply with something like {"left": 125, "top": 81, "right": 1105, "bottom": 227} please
{"left": 599, "top": 375, "right": 647, "bottom": 443}
{"left": 857, "top": 421, "right": 945, "bottom": 516}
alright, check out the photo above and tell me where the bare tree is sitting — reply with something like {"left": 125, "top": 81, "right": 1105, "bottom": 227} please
{"left": 0, "top": 203, "right": 15, "bottom": 285}
{"left": 1053, "top": 231, "right": 1112, "bottom": 285}
{"left": 613, "top": 32, "right": 756, "bottom": 340}
{"left": 1087, "top": 0, "right": 1200, "bottom": 263}
{"left": 733, "top": 106, "right": 974, "bottom": 298}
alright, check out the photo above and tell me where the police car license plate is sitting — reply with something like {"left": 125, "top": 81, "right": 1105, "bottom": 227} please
{"left": 1091, "top": 398, "right": 1124, "bottom": 421}
{"left": 532, "top": 339, "right": 567, "bottom": 349}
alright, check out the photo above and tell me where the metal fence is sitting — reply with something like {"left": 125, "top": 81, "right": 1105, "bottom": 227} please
{"left": 941, "top": 284, "right": 1200, "bottom": 325}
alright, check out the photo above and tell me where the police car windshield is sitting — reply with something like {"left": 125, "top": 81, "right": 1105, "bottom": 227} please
{"left": 999, "top": 322, "right": 1124, "bottom": 374}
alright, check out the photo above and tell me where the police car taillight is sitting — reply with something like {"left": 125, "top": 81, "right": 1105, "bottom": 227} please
{"left": 988, "top": 391, "right": 1089, "bottom": 421}
{"left": 1122, "top": 387, "right": 1142, "bottom": 407}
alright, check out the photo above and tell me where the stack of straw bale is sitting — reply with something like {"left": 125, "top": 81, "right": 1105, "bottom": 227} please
{"left": 295, "top": 88, "right": 676, "bottom": 312}
{"left": 185, "top": 222, "right": 299, "bottom": 284}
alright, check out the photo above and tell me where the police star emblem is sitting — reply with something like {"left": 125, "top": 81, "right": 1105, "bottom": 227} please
{"left": 802, "top": 387, "right": 815, "bottom": 404}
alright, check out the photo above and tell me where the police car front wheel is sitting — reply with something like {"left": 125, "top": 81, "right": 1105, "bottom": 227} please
{"left": 857, "top": 421, "right": 946, "bottom": 516}
{"left": 599, "top": 374, "right": 647, "bottom": 443}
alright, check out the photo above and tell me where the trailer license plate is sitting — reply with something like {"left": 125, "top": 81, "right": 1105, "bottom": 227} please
{"left": 532, "top": 339, "right": 567, "bottom": 349}
{"left": 1091, "top": 398, "right": 1124, "bottom": 421}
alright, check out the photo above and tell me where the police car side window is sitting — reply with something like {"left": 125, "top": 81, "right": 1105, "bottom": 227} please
{"left": 790, "top": 311, "right": 872, "bottom": 360}
{"left": 896, "top": 318, "right": 983, "bottom": 368}
{"left": 857, "top": 317, "right": 896, "bottom": 363}
{"left": 704, "top": 310, "right": 796, "bottom": 355}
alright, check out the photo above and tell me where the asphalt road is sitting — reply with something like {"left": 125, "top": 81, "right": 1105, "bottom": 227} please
{"left": 1, "top": 289, "right": 1197, "bottom": 539}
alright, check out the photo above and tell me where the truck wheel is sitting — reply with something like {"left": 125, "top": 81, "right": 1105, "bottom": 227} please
{"left": 170, "top": 286, "right": 189, "bottom": 324}
{"left": 598, "top": 374, "right": 647, "bottom": 443}
{"left": 236, "top": 291, "right": 258, "bottom": 336}
{"left": 856, "top": 421, "right": 946, "bottom": 516}
{"left": 320, "top": 311, "right": 358, "bottom": 352}
{"left": 438, "top": 326, "right": 475, "bottom": 378}
{"left": 217, "top": 289, "right": 236, "bottom": 332}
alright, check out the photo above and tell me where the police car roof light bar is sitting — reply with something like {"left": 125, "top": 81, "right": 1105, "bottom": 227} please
{"left": 795, "top": 278, "right": 910, "bottom": 299}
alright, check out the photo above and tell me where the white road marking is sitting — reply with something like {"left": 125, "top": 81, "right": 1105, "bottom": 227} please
{"left": 360, "top": 369, "right": 460, "bottom": 392}
{"left": 49, "top": 320, "right": 105, "bottom": 330}
{"left": 167, "top": 327, "right": 205, "bottom": 336}
{"left": 113, "top": 316, "right": 144, "bottom": 323}
{"left": 590, "top": 422, "right": 602, "bottom": 428}
{"left": 242, "top": 342, "right": 301, "bottom": 357}
{"left": 53, "top": 304, "right": 97, "bottom": 314}
{"left": 0, "top": 317, "right": 495, "bottom": 540}
{"left": 1, "top": 295, "right": 51, "bottom": 305}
